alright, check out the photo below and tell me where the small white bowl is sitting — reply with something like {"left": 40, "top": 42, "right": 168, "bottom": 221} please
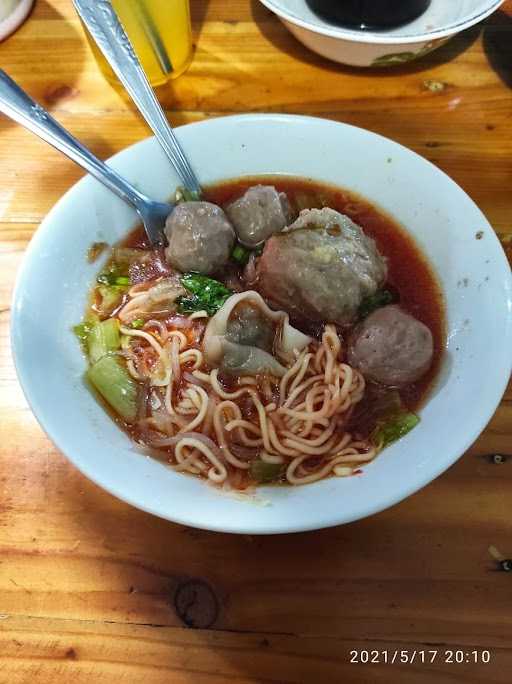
{"left": 0, "top": 0, "right": 34, "bottom": 41}
{"left": 258, "top": 0, "right": 505, "bottom": 67}
{"left": 11, "top": 114, "right": 512, "bottom": 534}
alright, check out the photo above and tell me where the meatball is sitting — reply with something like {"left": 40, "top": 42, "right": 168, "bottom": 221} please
{"left": 255, "top": 208, "right": 387, "bottom": 326}
{"left": 348, "top": 305, "right": 434, "bottom": 386}
{"left": 164, "top": 201, "right": 235, "bottom": 275}
{"left": 226, "top": 185, "right": 290, "bottom": 247}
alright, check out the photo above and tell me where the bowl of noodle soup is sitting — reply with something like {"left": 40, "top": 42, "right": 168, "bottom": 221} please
{"left": 11, "top": 114, "right": 512, "bottom": 533}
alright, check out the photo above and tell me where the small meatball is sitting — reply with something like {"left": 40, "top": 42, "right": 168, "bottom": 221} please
{"left": 165, "top": 202, "right": 235, "bottom": 275}
{"left": 348, "top": 305, "right": 434, "bottom": 386}
{"left": 255, "top": 208, "right": 387, "bottom": 326}
{"left": 226, "top": 185, "right": 290, "bottom": 247}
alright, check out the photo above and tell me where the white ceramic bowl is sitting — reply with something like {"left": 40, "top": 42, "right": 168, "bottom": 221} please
{"left": 258, "top": 0, "right": 505, "bottom": 67}
{"left": 0, "top": 0, "right": 34, "bottom": 41}
{"left": 11, "top": 114, "right": 512, "bottom": 534}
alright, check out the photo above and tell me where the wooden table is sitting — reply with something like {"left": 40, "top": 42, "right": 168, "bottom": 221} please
{"left": 0, "top": 1, "right": 511, "bottom": 681}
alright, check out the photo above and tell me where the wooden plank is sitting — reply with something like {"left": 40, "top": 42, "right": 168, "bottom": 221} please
{"left": 0, "top": 616, "right": 511, "bottom": 684}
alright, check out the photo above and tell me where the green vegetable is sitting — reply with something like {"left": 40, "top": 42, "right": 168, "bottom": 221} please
{"left": 97, "top": 272, "right": 130, "bottom": 286}
{"left": 176, "top": 273, "right": 232, "bottom": 316}
{"left": 87, "top": 355, "right": 138, "bottom": 423}
{"left": 94, "top": 262, "right": 132, "bottom": 316}
{"left": 358, "top": 289, "right": 396, "bottom": 319}
{"left": 175, "top": 186, "right": 201, "bottom": 203}
{"left": 250, "top": 460, "right": 285, "bottom": 484}
{"left": 87, "top": 319, "right": 121, "bottom": 364}
{"left": 131, "top": 318, "right": 145, "bottom": 329}
{"left": 231, "top": 243, "right": 251, "bottom": 266}
{"left": 371, "top": 411, "right": 420, "bottom": 448}
{"left": 73, "top": 321, "right": 95, "bottom": 343}
{"left": 73, "top": 313, "right": 100, "bottom": 350}
{"left": 96, "top": 259, "right": 132, "bottom": 287}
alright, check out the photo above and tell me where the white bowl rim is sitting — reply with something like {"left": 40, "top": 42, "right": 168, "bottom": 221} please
{"left": 10, "top": 113, "right": 512, "bottom": 534}
{"left": 258, "top": 0, "right": 504, "bottom": 45}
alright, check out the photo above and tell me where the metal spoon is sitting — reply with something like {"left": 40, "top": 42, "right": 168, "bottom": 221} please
{"left": 73, "top": 0, "right": 201, "bottom": 197}
{"left": 0, "top": 69, "right": 172, "bottom": 247}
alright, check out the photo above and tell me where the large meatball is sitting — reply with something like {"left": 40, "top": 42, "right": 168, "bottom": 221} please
{"left": 226, "top": 185, "right": 290, "bottom": 247}
{"left": 348, "top": 305, "right": 434, "bottom": 386}
{"left": 164, "top": 202, "right": 235, "bottom": 275}
{"left": 255, "top": 208, "right": 387, "bottom": 326}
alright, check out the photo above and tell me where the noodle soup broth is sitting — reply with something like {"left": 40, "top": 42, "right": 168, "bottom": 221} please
{"left": 77, "top": 176, "right": 445, "bottom": 490}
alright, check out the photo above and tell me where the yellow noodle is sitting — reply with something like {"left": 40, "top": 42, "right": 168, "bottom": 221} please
{"left": 267, "top": 421, "right": 301, "bottom": 457}
{"left": 188, "top": 310, "right": 209, "bottom": 320}
{"left": 179, "top": 348, "right": 203, "bottom": 369}
{"left": 175, "top": 438, "right": 227, "bottom": 482}
{"left": 120, "top": 326, "right": 170, "bottom": 386}
{"left": 114, "top": 289, "right": 377, "bottom": 487}
{"left": 260, "top": 451, "right": 285, "bottom": 465}
{"left": 213, "top": 401, "right": 251, "bottom": 470}
{"left": 210, "top": 369, "right": 258, "bottom": 400}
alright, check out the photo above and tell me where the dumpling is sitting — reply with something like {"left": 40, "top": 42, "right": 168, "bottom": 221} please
{"left": 203, "top": 291, "right": 312, "bottom": 377}
{"left": 225, "top": 185, "right": 290, "bottom": 247}
{"left": 165, "top": 202, "right": 235, "bottom": 275}
{"left": 254, "top": 208, "right": 387, "bottom": 326}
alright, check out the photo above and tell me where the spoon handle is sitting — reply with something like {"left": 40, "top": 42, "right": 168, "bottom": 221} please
{"left": 73, "top": 0, "right": 201, "bottom": 196}
{"left": 0, "top": 70, "right": 150, "bottom": 211}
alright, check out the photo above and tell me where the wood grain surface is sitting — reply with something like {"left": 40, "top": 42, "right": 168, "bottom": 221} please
{"left": 0, "top": 1, "right": 511, "bottom": 682}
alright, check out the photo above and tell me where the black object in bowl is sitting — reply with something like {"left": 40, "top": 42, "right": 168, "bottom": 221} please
{"left": 306, "top": 0, "right": 432, "bottom": 29}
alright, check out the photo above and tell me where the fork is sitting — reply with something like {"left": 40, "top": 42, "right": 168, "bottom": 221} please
{"left": 0, "top": 70, "right": 173, "bottom": 247}
{"left": 73, "top": 0, "right": 201, "bottom": 197}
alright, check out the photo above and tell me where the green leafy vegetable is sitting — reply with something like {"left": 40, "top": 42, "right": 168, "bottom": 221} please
{"left": 73, "top": 321, "right": 95, "bottom": 343}
{"left": 358, "top": 289, "right": 396, "bottom": 319}
{"left": 250, "top": 460, "right": 285, "bottom": 484}
{"left": 94, "top": 262, "right": 132, "bottom": 316}
{"left": 176, "top": 273, "right": 232, "bottom": 316}
{"left": 97, "top": 272, "right": 130, "bottom": 286}
{"left": 96, "top": 259, "right": 132, "bottom": 287}
{"left": 231, "top": 243, "right": 251, "bottom": 266}
{"left": 131, "top": 318, "right": 145, "bottom": 329}
{"left": 371, "top": 411, "right": 420, "bottom": 448}
{"left": 73, "top": 314, "right": 100, "bottom": 350}
{"left": 175, "top": 186, "right": 201, "bottom": 203}
{"left": 87, "top": 319, "right": 121, "bottom": 364}
{"left": 87, "top": 355, "right": 138, "bottom": 423}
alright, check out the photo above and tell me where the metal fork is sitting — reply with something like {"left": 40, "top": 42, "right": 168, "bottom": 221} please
{"left": 0, "top": 70, "right": 173, "bottom": 247}
{"left": 73, "top": 0, "right": 201, "bottom": 197}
